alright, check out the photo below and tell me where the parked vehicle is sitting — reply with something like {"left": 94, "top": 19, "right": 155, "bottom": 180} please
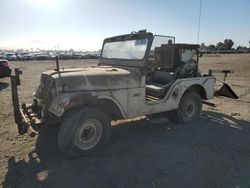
{"left": 3, "top": 53, "right": 17, "bottom": 61}
{"left": 11, "top": 30, "right": 215, "bottom": 157}
{"left": 82, "top": 53, "right": 99, "bottom": 59}
{"left": 58, "top": 52, "right": 72, "bottom": 60}
{"left": 18, "top": 52, "right": 32, "bottom": 61}
{"left": 34, "top": 53, "right": 48, "bottom": 60}
{"left": 72, "top": 52, "right": 82, "bottom": 59}
{"left": 48, "top": 53, "right": 57, "bottom": 60}
{"left": 0, "top": 59, "right": 11, "bottom": 78}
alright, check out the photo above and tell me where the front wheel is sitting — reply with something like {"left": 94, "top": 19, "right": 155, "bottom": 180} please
{"left": 175, "top": 91, "right": 202, "bottom": 124}
{"left": 58, "top": 107, "right": 111, "bottom": 158}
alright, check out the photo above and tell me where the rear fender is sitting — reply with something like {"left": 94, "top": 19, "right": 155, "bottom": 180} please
{"left": 177, "top": 77, "right": 215, "bottom": 101}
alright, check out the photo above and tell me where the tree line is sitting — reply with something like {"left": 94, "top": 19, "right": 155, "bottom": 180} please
{"left": 200, "top": 39, "right": 250, "bottom": 53}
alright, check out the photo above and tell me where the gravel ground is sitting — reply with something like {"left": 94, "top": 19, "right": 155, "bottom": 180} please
{"left": 0, "top": 54, "right": 250, "bottom": 188}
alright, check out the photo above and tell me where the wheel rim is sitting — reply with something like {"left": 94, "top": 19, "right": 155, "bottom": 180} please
{"left": 183, "top": 99, "right": 197, "bottom": 120}
{"left": 74, "top": 119, "right": 102, "bottom": 150}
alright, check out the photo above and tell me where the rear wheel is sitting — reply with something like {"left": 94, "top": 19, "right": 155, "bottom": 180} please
{"left": 58, "top": 107, "right": 110, "bottom": 158}
{"left": 175, "top": 91, "right": 202, "bottom": 124}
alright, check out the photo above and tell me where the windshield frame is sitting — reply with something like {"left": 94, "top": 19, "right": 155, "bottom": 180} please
{"left": 99, "top": 33, "right": 176, "bottom": 68}
{"left": 100, "top": 32, "right": 153, "bottom": 67}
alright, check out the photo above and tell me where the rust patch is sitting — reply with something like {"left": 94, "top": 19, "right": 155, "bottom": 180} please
{"left": 65, "top": 93, "right": 97, "bottom": 111}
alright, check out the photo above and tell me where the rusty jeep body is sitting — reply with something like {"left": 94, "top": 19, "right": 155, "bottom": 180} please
{"left": 11, "top": 30, "right": 215, "bottom": 157}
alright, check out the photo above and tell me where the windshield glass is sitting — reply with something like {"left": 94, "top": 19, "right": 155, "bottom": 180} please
{"left": 148, "top": 35, "right": 175, "bottom": 69}
{"left": 102, "top": 38, "right": 148, "bottom": 60}
{"left": 149, "top": 35, "right": 175, "bottom": 57}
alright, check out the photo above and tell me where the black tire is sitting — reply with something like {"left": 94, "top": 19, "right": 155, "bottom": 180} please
{"left": 175, "top": 90, "right": 202, "bottom": 124}
{"left": 58, "top": 107, "right": 111, "bottom": 158}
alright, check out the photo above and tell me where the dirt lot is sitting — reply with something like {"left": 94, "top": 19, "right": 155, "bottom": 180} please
{"left": 0, "top": 54, "right": 250, "bottom": 188}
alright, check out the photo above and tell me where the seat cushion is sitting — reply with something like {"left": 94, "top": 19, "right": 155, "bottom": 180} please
{"left": 146, "top": 71, "right": 176, "bottom": 98}
{"left": 146, "top": 82, "right": 173, "bottom": 98}
{"left": 154, "top": 71, "right": 176, "bottom": 84}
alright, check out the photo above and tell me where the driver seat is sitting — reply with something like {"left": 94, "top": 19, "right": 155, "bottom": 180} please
{"left": 146, "top": 70, "right": 176, "bottom": 98}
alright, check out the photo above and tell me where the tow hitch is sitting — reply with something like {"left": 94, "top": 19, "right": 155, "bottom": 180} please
{"left": 11, "top": 68, "right": 38, "bottom": 137}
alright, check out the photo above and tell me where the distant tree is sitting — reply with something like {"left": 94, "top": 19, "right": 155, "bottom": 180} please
{"left": 236, "top": 46, "right": 247, "bottom": 50}
{"left": 207, "top": 44, "right": 215, "bottom": 50}
{"left": 223, "top": 39, "right": 234, "bottom": 50}
{"left": 216, "top": 42, "right": 224, "bottom": 50}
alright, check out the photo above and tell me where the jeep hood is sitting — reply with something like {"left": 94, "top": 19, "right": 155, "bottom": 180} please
{"left": 44, "top": 66, "right": 141, "bottom": 91}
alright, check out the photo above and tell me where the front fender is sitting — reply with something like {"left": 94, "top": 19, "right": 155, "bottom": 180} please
{"left": 48, "top": 92, "right": 95, "bottom": 117}
{"left": 48, "top": 92, "right": 126, "bottom": 118}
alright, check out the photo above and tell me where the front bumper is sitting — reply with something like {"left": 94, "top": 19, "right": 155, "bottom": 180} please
{"left": 10, "top": 69, "right": 39, "bottom": 137}
{"left": 10, "top": 68, "right": 57, "bottom": 137}
{"left": 18, "top": 103, "right": 41, "bottom": 137}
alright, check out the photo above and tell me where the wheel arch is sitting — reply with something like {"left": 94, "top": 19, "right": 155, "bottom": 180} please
{"left": 184, "top": 84, "right": 207, "bottom": 100}
{"left": 61, "top": 94, "right": 126, "bottom": 120}
{"left": 92, "top": 97, "right": 125, "bottom": 120}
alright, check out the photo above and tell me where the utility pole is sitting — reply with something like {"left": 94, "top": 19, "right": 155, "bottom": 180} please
{"left": 197, "top": 0, "right": 202, "bottom": 44}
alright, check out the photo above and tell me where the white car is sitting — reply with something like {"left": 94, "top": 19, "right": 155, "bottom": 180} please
{"left": 3, "top": 52, "right": 17, "bottom": 61}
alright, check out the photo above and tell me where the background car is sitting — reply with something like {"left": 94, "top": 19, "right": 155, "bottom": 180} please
{"left": 18, "top": 52, "right": 32, "bottom": 61}
{"left": 82, "top": 53, "right": 99, "bottom": 59}
{"left": 0, "top": 59, "right": 11, "bottom": 78}
{"left": 3, "top": 53, "right": 17, "bottom": 61}
{"left": 58, "top": 52, "right": 72, "bottom": 60}
{"left": 47, "top": 52, "right": 57, "bottom": 60}
{"left": 72, "top": 52, "right": 82, "bottom": 59}
{"left": 33, "top": 53, "right": 49, "bottom": 60}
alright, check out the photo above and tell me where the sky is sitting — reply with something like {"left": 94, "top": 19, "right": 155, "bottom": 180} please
{"left": 0, "top": 0, "right": 249, "bottom": 51}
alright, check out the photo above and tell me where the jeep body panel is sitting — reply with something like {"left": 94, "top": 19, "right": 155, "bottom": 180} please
{"left": 47, "top": 72, "right": 214, "bottom": 118}
{"left": 126, "top": 76, "right": 214, "bottom": 117}
{"left": 44, "top": 66, "right": 141, "bottom": 91}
